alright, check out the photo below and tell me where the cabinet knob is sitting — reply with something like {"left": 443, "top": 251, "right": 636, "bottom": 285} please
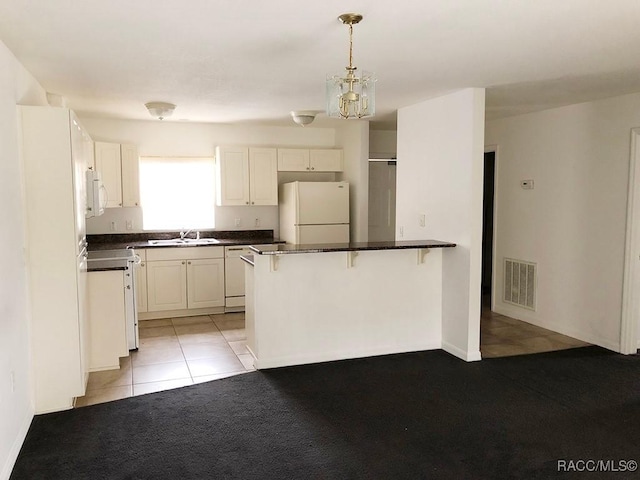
{"left": 246, "top": 201, "right": 249, "bottom": 204}
{"left": 251, "top": 201, "right": 255, "bottom": 205}
{"left": 306, "top": 167, "right": 310, "bottom": 170}
{"left": 119, "top": 203, "right": 122, "bottom": 206}
{"left": 141, "top": 262, "right": 145, "bottom": 267}
{"left": 311, "top": 167, "right": 315, "bottom": 170}
{"left": 182, "top": 261, "right": 186, "bottom": 265}
{"left": 188, "top": 261, "right": 192, "bottom": 265}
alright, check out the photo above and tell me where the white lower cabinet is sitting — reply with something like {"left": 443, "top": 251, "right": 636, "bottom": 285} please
{"left": 88, "top": 270, "right": 128, "bottom": 371}
{"left": 147, "top": 260, "right": 188, "bottom": 311}
{"left": 145, "top": 247, "right": 225, "bottom": 313}
{"left": 187, "top": 258, "right": 225, "bottom": 308}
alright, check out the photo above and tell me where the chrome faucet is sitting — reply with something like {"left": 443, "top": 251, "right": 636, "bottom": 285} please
{"left": 179, "top": 229, "right": 200, "bottom": 240}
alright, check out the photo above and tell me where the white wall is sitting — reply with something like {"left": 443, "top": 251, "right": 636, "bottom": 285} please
{"left": 397, "top": 88, "right": 485, "bottom": 361}
{"left": 336, "top": 121, "right": 370, "bottom": 242}
{"left": 369, "top": 129, "right": 397, "bottom": 159}
{"left": 80, "top": 117, "right": 338, "bottom": 236}
{"left": 485, "top": 92, "right": 640, "bottom": 351}
{"left": 0, "top": 40, "right": 48, "bottom": 480}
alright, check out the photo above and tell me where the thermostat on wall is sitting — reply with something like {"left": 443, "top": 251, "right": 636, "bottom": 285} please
{"left": 520, "top": 179, "right": 534, "bottom": 190}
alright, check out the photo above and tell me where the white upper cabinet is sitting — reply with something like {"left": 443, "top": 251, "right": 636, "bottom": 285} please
{"left": 249, "top": 147, "right": 278, "bottom": 205}
{"left": 94, "top": 141, "right": 140, "bottom": 208}
{"left": 121, "top": 144, "right": 140, "bottom": 207}
{"left": 216, "top": 146, "right": 250, "bottom": 206}
{"left": 95, "top": 142, "right": 122, "bottom": 208}
{"left": 277, "top": 148, "right": 309, "bottom": 171}
{"left": 309, "top": 149, "right": 344, "bottom": 172}
{"left": 277, "top": 148, "right": 343, "bottom": 172}
{"left": 216, "top": 146, "right": 277, "bottom": 206}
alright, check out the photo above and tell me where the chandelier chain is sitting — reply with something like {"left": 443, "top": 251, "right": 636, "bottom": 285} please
{"left": 348, "top": 24, "right": 354, "bottom": 69}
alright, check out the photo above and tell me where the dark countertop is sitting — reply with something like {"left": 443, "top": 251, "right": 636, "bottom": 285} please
{"left": 249, "top": 239, "right": 456, "bottom": 255}
{"left": 87, "top": 230, "right": 283, "bottom": 251}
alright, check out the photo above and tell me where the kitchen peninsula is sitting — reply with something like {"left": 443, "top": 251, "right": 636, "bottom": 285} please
{"left": 243, "top": 240, "right": 456, "bottom": 369}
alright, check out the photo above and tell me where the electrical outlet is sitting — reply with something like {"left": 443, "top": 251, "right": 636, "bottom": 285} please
{"left": 235, "top": 218, "right": 241, "bottom": 227}
{"left": 126, "top": 220, "right": 133, "bottom": 230}
{"left": 399, "top": 226, "right": 404, "bottom": 238}
{"left": 255, "top": 218, "right": 260, "bottom": 227}
{"left": 419, "top": 214, "right": 426, "bottom": 227}
{"left": 110, "top": 221, "right": 117, "bottom": 231}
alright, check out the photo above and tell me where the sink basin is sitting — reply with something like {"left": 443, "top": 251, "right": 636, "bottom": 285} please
{"left": 148, "top": 238, "right": 221, "bottom": 246}
{"left": 183, "top": 238, "right": 220, "bottom": 245}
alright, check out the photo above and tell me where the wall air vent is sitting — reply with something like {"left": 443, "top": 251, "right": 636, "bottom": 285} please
{"left": 503, "top": 258, "right": 536, "bottom": 310}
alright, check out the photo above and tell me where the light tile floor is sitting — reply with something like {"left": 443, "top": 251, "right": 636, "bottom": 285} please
{"left": 77, "top": 308, "right": 591, "bottom": 407}
{"left": 76, "top": 312, "right": 254, "bottom": 407}
{"left": 480, "top": 308, "right": 590, "bottom": 358}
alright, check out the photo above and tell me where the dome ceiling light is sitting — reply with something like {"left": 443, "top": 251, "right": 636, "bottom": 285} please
{"left": 145, "top": 102, "right": 176, "bottom": 120}
{"left": 290, "top": 110, "right": 319, "bottom": 127}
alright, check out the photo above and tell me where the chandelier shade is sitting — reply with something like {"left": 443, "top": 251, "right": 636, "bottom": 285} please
{"left": 326, "top": 13, "right": 376, "bottom": 120}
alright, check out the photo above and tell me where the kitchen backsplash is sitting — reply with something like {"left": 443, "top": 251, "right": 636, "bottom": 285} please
{"left": 86, "top": 205, "right": 279, "bottom": 236}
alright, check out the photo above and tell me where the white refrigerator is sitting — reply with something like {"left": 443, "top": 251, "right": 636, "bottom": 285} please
{"left": 279, "top": 181, "right": 350, "bottom": 244}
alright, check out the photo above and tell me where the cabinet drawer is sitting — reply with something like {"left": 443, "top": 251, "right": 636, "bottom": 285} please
{"left": 146, "top": 246, "right": 224, "bottom": 261}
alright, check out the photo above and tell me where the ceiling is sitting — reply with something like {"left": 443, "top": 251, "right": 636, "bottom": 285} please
{"left": 2, "top": 1, "right": 640, "bottom": 130}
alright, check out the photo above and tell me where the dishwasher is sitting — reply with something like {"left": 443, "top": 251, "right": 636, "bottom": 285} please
{"left": 224, "top": 246, "right": 255, "bottom": 311}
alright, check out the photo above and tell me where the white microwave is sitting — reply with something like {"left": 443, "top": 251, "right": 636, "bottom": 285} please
{"left": 86, "top": 170, "right": 106, "bottom": 217}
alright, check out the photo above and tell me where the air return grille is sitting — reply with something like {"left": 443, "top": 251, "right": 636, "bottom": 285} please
{"left": 503, "top": 258, "right": 536, "bottom": 310}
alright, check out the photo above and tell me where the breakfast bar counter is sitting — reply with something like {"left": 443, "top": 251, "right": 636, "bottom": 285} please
{"left": 244, "top": 239, "right": 456, "bottom": 369}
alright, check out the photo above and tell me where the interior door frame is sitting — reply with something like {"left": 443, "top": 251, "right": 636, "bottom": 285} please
{"left": 620, "top": 128, "right": 640, "bottom": 353}
{"left": 484, "top": 144, "right": 499, "bottom": 312}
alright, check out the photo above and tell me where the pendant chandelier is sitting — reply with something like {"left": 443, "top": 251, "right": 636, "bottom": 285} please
{"left": 326, "top": 13, "right": 376, "bottom": 120}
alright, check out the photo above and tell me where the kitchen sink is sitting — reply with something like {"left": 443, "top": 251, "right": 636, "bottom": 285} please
{"left": 148, "top": 238, "right": 221, "bottom": 246}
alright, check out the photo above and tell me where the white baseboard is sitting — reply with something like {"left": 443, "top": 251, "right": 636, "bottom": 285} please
{"left": 441, "top": 341, "right": 482, "bottom": 362}
{"left": 0, "top": 408, "right": 33, "bottom": 480}
{"left": 254, "top": 342, "right": 442, "bottom": 370}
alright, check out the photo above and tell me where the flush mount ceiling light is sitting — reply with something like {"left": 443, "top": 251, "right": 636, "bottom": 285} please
{"left": 290, "top": 110, "right": 319, "bottom": 127}
{"left": 145, "top": 101, "right": 176, "bottom": 120}
{"left": 326, "top": 13, "right": 376, "bottom": 120}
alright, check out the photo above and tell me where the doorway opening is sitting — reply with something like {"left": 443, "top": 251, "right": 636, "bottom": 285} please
{"left": 368, "top": 160, "right": 397, "bottom": 242}
{"left": 481, "top": 151, "right": 495, "bottom": 310}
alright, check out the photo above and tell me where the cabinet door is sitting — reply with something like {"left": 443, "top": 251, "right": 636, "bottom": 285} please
{"left": 87, "top": 270, "right": 127, "bottom": 370}
{"left": 216, "top": 146, "right": 250, "bottom": 206}
{"left": 249, "top": 147, "right": 278, "bottom": 205}
{"left": 95, "top": 141, "right": 123, "bottom": 207}
{"left": 277, "top": 148, "right": 310, "bottom": 171}
{"left": 187, "top": 258, "right": 225, "bottom": 308}
{"left": 121, "top": 144, "right": 140, "bottom": 207}
{"left": 310, "top": 149, "right": 343, "bottom": 172}
{"left": 147, "top": 260, "right": 187, "bottom": 311}
{"left": 135, "top": 259, "right": 148, "bottom": 313}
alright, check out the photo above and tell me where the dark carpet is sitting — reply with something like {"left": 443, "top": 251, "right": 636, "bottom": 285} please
{"left": 10, "top": 346, "right": 640, "bottom": 479}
